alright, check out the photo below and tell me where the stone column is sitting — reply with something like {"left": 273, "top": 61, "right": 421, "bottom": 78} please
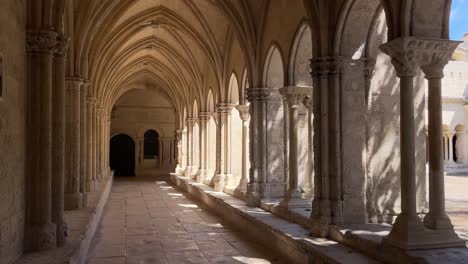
{"left": 91, "top": 101, "right": 97, "bottom": 187}
{"left": 447, "top": 134, "right": 453, "bottom": 162}
{"left": 135, "top": 137, "right": 143, "bottom": 173}
{"left": 51, "top": 35, "right": 68, "bottom": 246}
{"left": 96, "top": 108, "right": 103, "bottom": 181}
{"left": 25, "top": 30, "right": 58, "bottom": 250}
{"left": 245, "top": 88, "right": 270, "bottom": 206}
{"left": 302, "top": 96, "right": 314, "bottom": 198}
{"left": 101, "top": 114, "right": 108, "bottom": 178}
{"left": 380, "top": 37, "right": 464, "bottom": 249}
{"left": 196, "top": 112, "right": 210, "bottom": 183}
{"left": 182, "top": 128, "right": 188, "bottom": 171}
{"left": 185, "top": 118, "right": 196, "bottom": 177}
{"left": 214, "top": 103, "right": 235, "bottom": 192}
{"left": 79, "top": 81, "right": 88, "bottom": 205}
{"left": 175, "top": 130, "right": 183, "bottom": 173}
{"left": 421, "top": 44, "right": 464, "bottom": 246}
{"left": 279, "top": 87, "right": 312, "bottom": 208}
{"left": 65, "top": 77, "right": 83, "bottom": 210}
{"left": 455, "top": 129, "right": 465, "bottom": 163}
{"left": 236, "top": 105, "right": 250, "bottom": 192}
{"left": 86, "top": 97, "right": 96, "bottom": 192}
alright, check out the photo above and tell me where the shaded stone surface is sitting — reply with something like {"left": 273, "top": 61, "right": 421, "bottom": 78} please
{"left": 87, "top": 176, "right": 285, "bottom": 264}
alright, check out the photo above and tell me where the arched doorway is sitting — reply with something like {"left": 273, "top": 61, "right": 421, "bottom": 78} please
{"left": 110, "top": 134, "right": 135, "bottom": 176}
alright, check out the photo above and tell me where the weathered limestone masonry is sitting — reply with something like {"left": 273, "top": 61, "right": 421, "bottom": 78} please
{"left": 52, "top": 35, "right": 68, "bottom": 247}
{"left": 184, "top": 117, "right": 197, "bottom": 178}
{"left": 86, "top": 97, "right": 97, "bottom": 192}
{"left": 214, "top": 103, "right": 235, "bottom": 192}
{"left": 65, "top": 77, "right": 83, "bottom": 210}
{"left": 80, "top": 81, "right": 89, "bottom": 206}
{"left": 236, "top": 105, "right": 250, "bottom": 193}
{"left": 309, "top": 57, "right": 345, "bottom": 237}
{"left": 380, "top": 37, "right": 465, "bottom": 250}
{"left": 196, "top": 112, "right": 210, "bottom": 183}
{"left": 246, "top": 88, "right": 270, "bottom": 206}
{"left": 279, "top": 86, "right": 312, "bottom": 208}
{"left": 25, "top": 29, "right": 60, "bottom": 251}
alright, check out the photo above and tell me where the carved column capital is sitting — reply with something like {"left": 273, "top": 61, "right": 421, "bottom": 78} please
{"left": 421, "top": 39, "right": 461, "bottom": 79}
{"left": 303, "top": 95, "right": 313, "bottom": 110}
{"left": 96, "top": 108, "right": 104, "bottom": 117}
{"left": 379, "top": 37, "right": 460, "bottom": 78}
{"left": 216, "top": 103, "right": 235, "bottom": 114}
{"left": 65, "top": 77, "right": 84, "bottom": 92}
{"left": 364, "top": 58, "right": 376, "bottom": 78}
{"left": 279, "top": 86, "right": 312, "bottom": 108}
{"left": 55, "top": 34, "right": 69, "bottom": 57}
{"left": 246, "top": 88, "right": 270, "bottom": 102}
{"left": 26, "top": 30, "right": 59, "bottom": 55}
{"left": 236, "top": 105, "right": 250, "bottom": 121}
{"left": 186, "top": 117, "right": 197, "bottom": 125}
{"left": 198, "top": 112, "right": 212, "bottom": 121}
{"left": 86, "top": 97, "right": 97, "bottom": 106}
{"left": 310, "top": 57, "right": 342, "bottom": 77}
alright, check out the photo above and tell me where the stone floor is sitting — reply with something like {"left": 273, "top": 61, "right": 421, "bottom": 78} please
{"left": 86, "top": 176, "right": 286, "bottom": 264}
{"left": 446, "top": 174, "right": 468, "bottom": 243}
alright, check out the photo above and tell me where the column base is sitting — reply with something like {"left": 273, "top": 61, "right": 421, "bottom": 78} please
{"left": 64, "top": 192, "right": 83, "bottom": 211}
{"left": 27, "top": 222, "right": 57, "bottom": 251}
{"left": 384, "top": 213, "right": 465, "bottom": 250}
{"left": 302, "top": 184, "right": 314, "bottom": 198}
{"left": 246, "top": 182, "right": 261, "bottom": 207}
{"left": 424, "top": 213, "right": 455, "bottom": 230}
{"left": 213, "top": 174, "right": 227, "bottom": 192}
{"left": 310, "top": 199, "right": 331, "bottom": 238}
{"left": 279, "top": 197, "right": 312, "bottom": 208}
{"left": 196, "top": 169, "right": 206, "bottom": 183}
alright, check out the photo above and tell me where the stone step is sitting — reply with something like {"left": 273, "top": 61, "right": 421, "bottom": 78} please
{"left": 171, "top": 173, "right": 380, "bottom": 264}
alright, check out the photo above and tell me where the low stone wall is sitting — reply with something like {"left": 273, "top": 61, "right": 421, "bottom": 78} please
{"left": 170, "top": 173, "right": 378, "bottom": 264}
{"left": 17, "top": 174, "right": 113, "bottom": 264}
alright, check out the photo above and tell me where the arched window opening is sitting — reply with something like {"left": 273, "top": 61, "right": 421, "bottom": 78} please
{"left": 453, "top": 135, "right": 458, "bottom": 163}
{"left": 144, "top": 129, "right": 159, "bottom": 159}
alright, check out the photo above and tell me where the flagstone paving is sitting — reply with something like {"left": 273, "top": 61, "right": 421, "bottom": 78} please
{"left": 86, "top": 177, "right": 286, "bottom": 264}
{"left": 446, "top": 175, "right": 468, "bottom": 244}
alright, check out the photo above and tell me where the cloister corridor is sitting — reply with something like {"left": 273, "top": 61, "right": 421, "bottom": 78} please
{"left": 86, "top": 176, "right": 285, "bottom": 264}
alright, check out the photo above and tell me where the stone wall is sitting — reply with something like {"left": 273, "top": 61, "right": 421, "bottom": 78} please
{"left": 0, "top": 0, "right": 26, "bottom": 262}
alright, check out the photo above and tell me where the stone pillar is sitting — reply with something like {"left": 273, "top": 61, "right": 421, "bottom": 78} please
{"left": 214, "top": 103, "right": 235, "bottom": 192}
{"left": 185, "top": 118, "right": 196, "bottom": 177}
{"left": 96, "top": 108, "right": 103, "bottom": 181}
{"left": 101, "top": 114, "right": 108, "bottom": 178}
{"left": 106, "top": 118, "right": 111, "bottom": 173}
{"left": 182, "top": 128, "right": 188, "bottom": 170}
{"left": 380, "top": 37, "right": 464, "bottom": 249}
{"left": 64, "top": 78, "right": 83, "bottom": 210}
{"left": 302, "top": 96, "right": 314, "bottom": 198}
{"left": 175, "top": 129, "right": 183, "bottom": 173}
{"left": 135, "top": 137, "right": 143, "bottom": 173}
{"left": 196, "top": 112, "right": 210, "bottom": 183}
{"left": 309, "top": 57, "right": 341, "bottom": 237}
{"left": 79, "top": 81, "right": 88, "bottom": 205}
{"left": 455, "top": 129, "right": 465, "bottom": 163}
{"left": 421, "top": 44, "right": 464, "bottom": 246}
{"left": 245, "top": 88, "right": 270, "bottom": 206}
{"left": 86, "top": 97, "right": 96, "bottom": 192}
{"left": 25, "top": 30, "right": 58, "bottom": 250}
{"left": 279, "top": 87, "right": 312, "bottom": 208}
{"left": 51, "top": 35, "right": 68, "bottom": 247}
{"left": 91, "top": 101, "right": 97, "bottom": 187}
{"left": 236, "top": 105, "right": 250, "bottom": 192}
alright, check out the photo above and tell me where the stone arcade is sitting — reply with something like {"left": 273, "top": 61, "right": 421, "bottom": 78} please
{"left": 0, "top": 0, "right": 467, "bottom": 263}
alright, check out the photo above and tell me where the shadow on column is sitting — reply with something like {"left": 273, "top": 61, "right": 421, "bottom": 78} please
{"left": 110, "top": 134, "right": 135, "bottom": 176}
